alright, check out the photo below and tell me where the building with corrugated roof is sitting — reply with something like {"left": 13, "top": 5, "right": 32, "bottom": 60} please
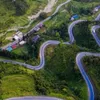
{"left": 32, "top": 35, "right": 40, "bottom": 43}
{"left": 13, "top": 31, "right": 23, "bottom": 41}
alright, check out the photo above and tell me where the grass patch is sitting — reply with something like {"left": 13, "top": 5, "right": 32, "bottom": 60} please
{"left": 0, "top": 0, "right": 47, "bottom": 32}
{"left": 2, "top": 74, "right": 36, "bottom": 99}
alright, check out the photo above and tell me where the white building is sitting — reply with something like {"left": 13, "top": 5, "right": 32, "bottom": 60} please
{"left": 19, "top": 41, "right": 26, "bottom": 45}
{"left": 13, "top": 31, "right": 23, "bottom": 41}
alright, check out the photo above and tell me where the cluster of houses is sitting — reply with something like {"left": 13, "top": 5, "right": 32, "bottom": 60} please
{"left": 4, "top": 5, "right": 100, "bottom": 52}
{"left": 5, "top": 31, "right": 26, "bottom": 52}
{"left": 5, "top": 30, "right": 41, "bottom": 52}
{"left": 12, "top": 31, "right": 27, "bottom": 45}
{"left": 5, "top": 22, "right": 44, "bottom": 52}
{"left": 12, "top": 31, "right": 23, "bottom": 41}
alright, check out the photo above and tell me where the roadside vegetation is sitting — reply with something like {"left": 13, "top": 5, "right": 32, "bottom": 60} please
{"left": 83, "top": 56, "right": 100, "bottom": 99}
{"left": 73, "top": 21, "right": 100, "bottom": 51}
{"left": 97, "top": 28, "right": 100, "bottom": 39}
{"left": 0, "top": 44, "right": 88, "bottom": 100}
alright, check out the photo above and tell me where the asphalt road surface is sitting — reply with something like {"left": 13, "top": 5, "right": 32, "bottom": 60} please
{"left": 6, "top": 96, "right": 62, "bottom": 100}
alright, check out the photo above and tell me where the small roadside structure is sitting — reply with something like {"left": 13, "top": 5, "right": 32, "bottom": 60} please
{"left": 93, "top": 6, "right": 100, "bottom": 13}
{"left": 38, "top": 23, "right": 43, "bottom": 28}
{"left": 33, "top": 23, "right": 44, "bottom": 32}
{"left": 32, "top": 35, "right": 40, "bottom": 43}
{"left": 6, "top": 46, "right": 13, "bottom": 52}
{"left": 34, "top": 26, "right": 40, "bottom": 32}
{"left": 13, "top": 31, "right": 23, "bottom": 41}
{"left": 19, "top": 41, "right": 26, "bottom": 45}
{"left": 70, "top": 14, "right": 79, "bottom": 21}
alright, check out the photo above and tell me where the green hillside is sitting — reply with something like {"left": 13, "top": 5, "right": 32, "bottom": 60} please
{"left": 0, "top": 0, "right": 47, "bottom": 32}
{"left": 0, "top": 45, "right": 88, "bottom": 100}
{"left": 0, "top": 0, "right": 100, "bottom": 100}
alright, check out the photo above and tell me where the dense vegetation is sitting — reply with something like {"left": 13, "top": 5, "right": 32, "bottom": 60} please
{"left": 44, "top": 44, "right": 88, "bottom": 100}
{"left": 97, "top": 28, "right": 100, "bottom": 39}
{"left": 0, "top": 45, "right": 88, "bottom": 100}
{"left": 0, "top": 0, "right": 28, "bottom": 31}
{"left": 0, "top": 63, "right": 36, "bottom": 99}
{"left": 73, "top": 21, "right": 100, "bottom": 50}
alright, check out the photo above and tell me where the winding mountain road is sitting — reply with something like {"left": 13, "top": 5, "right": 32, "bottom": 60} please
{"left": 1, "top": 1, "right": 100, "bottom": 100}
{"left": 68, "top": 20, "right": 87, "bottom": 43}
{"left": 91, "top": 25, "right": 100, "bottom": 46}
{"left": 5, "top": 19, "right": 100, "bottom": 100}
{"left": 6, "top": 96, "right": 62, "bottom": 100}
{"left": 76, "top": 52, "right": 100, "bottom": 100}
